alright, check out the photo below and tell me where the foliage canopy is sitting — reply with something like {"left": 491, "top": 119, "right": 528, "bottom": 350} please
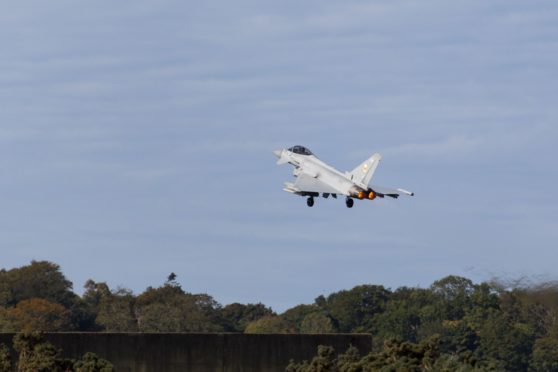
{"left": 1, "top": 261, "right": 558, "bottom": 370}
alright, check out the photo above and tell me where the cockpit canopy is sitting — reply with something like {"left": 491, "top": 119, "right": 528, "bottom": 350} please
{"left": 287, "top": 145, "right": 313, "bottom": 156}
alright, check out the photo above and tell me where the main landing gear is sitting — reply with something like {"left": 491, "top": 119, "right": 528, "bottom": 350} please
{"left": 306, "top": 197, "right": 315, "bottom": 207}
{"left": 306, "top": 196, "right": 353, "bottom": 208}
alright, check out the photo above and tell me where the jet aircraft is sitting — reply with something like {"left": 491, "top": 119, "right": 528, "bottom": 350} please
{"left": 273, "top": 145, "right": 414, "bottom": 208}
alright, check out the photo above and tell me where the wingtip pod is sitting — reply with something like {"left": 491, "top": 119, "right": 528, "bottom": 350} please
{"left": 397, "top": 188, "right": 414, "bottom": 196}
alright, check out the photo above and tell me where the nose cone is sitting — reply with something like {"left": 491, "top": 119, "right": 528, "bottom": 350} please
{"left": 273, "top": 149, "right": 283, "bottom": 158}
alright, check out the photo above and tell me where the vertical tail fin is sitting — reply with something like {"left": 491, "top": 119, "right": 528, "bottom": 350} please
{"left": 349, "top": 153, "right": 381, "bottom": 186}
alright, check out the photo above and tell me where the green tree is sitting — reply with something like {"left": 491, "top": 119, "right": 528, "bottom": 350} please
{"left": 68, "top": 280, "right": 113, "bottom": 332}
{"left": 0, "top": 261, "right": 76, "bottom": 308}
{"left": 0, "top": 308, "right": 15, "bottom": 332}
{"left": 13, "top": 332, "right": 62, "bottom": 372}
{"left": 135, "top": 284, "right": 223, "bottom": 332}
{"left": 0, "top": 343, "right": 11, "bottom": 372}
{"left": 307, "top": 345, "right": 336, "bottom": 371}
{"left": 82, "top": 280, "right": 111, "bottom": 315}
{"left": 96, "top": 288, "right": 137, "bottom": 332}
{"left": 438, "top": 320, "right": 480, "bottom": 363}
{"left": 336, "top": 345, "right": 361, "bottom": 372}
{"left": 189, "top": 293, "right": 223, "bottom": 329}
{"left": 138, "top": 303, "right": 182, "bottom": 332}
{"left": 374, "top": 298, "right": 421, "bottom": 342}
{"left": 300, "top": 313, "right": 335, "bottom": 334}
{"left": 430, "top": 276, "right": 475, "bottom": 321}
{"left": 286, "top": 336, "right": 458, "bottom": 372}
{"left": 281, "top": 304, "right": 317, "bottom": 333}
{"left": 286, "top": 345, "right": 336, "bottom": 372}
{"left": 316, "top": 285, "right": 390, "bottom": 333}
{"left": 477, "top": 312, "right": 533, "bottom": 371}
{"left": 531, "top": 336, "right": 558, "bottom": 372}
{"left": 73, "top": 352, "right": 114, "bottom": 372}
{"left": 166, "top": 272, "right": 177, "bottom": 286}
{"left": 244, "top": 315, "right": 293, "bottom": 333}
{"left": 220, "top": 303, "right": 274, "bottom": 332}
{"left": 12, "top": 333, "right": 113, "bottom": 372}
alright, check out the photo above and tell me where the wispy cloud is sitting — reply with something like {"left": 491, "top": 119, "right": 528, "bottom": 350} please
{"left": 0, "top": 0, "right": 556, "bottom": 310}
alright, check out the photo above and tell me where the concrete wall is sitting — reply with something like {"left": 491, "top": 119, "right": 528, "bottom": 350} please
{"left": 0, "top": 333, "right": 372, "bottom": 372}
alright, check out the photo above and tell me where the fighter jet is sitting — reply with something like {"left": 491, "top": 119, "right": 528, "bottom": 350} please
{"left": 273, "top": 145, "right": 414, "bottom": 208}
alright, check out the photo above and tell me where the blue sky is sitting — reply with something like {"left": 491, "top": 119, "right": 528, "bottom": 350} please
{"left": 1, "top": 1, "right": 557, "bottom": 311}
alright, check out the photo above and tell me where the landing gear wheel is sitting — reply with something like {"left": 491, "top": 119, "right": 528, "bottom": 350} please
{"left": 345, "top": 197, "right": 354, "bottom": 208}
{"left": 307, "top": 197, "right": 314, "bottom": 207}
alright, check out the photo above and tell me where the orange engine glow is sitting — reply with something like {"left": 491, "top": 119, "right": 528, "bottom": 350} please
{"left": 357, "top": 191, "right": 365, "bottom": 200}
{"left": 368, "top": 191, "right": 376, "bottom": 200}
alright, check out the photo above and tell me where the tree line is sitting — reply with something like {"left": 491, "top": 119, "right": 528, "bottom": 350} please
{"left": 1, "top": 261, "right": 558, "bottom": 370}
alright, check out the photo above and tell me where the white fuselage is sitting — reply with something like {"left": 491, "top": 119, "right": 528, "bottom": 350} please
{"left": 279, "top": 150, "right": 365, "bottom": 196}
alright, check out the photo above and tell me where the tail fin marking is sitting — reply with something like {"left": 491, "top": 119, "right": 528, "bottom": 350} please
{"left": 349, "top": 153, "right": 381, "bottom": 187}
